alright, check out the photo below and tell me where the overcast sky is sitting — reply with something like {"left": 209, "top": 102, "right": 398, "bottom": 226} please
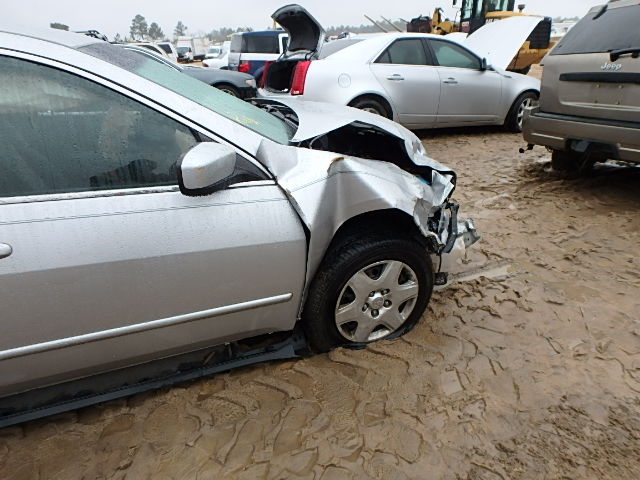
{"left": 6, "top": 0, "right": 602, "bottom": 39}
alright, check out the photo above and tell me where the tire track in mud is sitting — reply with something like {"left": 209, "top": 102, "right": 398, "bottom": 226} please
{"left": 2, "top": 129, "right": 640, "bottom": 479}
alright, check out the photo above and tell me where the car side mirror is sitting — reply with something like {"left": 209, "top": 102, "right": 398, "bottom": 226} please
{"left": 178, "top": 143, "right": 237, "bottom": 196}
{"left": 481, "top": 58, "right": 489, "bottom": 71}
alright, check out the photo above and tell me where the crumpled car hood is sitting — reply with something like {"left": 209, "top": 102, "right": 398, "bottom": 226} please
{"left": 257, "top": 97, "right": 454, "bottom": 172}
{"left": 254, "top": 99, "right": 478, "bottom": 286}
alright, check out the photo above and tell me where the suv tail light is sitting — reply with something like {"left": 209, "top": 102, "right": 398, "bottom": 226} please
{"left": 238, "top": 61, "right": 251, "bottom": 73}
{"left": 261, "top": 61, "right": 273, "bottom": 89}
{"left": 291, "top": 61, "right": 311, "bottom": 96}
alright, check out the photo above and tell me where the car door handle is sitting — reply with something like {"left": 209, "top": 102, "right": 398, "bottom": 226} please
{"left": 443, "top": 78, "right": 458, "bottom": 85}
{"left": 386, "top": 74, "right": 405, "bottom": 81}
{"left": 0, "top": 243, "right": 12, "bottom": 259}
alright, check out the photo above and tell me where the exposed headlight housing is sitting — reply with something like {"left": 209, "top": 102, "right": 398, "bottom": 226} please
{"left": 245, "top": 78, "right": 257, "bottom": 88}
{"left": 412, "top": 139, "right": 427, "bottom": 155}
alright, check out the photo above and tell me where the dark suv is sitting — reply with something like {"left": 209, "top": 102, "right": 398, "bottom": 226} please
{"left": 523, "top": 0, "right": 640, "bottom": 171}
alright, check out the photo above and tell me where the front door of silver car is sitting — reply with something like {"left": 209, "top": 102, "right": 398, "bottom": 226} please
{"left": 0, "top": 54, "right": 307, "bottom": 397}
{"left": 369, "top": 38, "right": 440, "bottom": 127}
{"left": 428, "top": 39, "right": 502, "bottom": 125}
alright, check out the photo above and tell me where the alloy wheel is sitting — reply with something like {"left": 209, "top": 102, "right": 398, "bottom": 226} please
{"left": 334, "top": 260, "right": 419, "bottom": 343}
{"left": 517, "top": 97, "right": 536, "bottom": 130}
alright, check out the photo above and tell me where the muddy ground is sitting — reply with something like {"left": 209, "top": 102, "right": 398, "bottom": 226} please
{"left": 2, "top": 124, "right": 640, "bottom": 479}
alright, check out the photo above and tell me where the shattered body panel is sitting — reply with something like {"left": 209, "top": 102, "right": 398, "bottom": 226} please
{"left": 254, "top": 98, "right": 479, "bottom": 285}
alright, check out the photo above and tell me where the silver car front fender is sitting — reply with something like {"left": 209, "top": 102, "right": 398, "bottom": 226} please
{"left": 256, "top": 140, "right": 474, "bottom": 291}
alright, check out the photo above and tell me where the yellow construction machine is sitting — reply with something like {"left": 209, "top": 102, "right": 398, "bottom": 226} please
{"left": 407, "top": 0, "right": 555, "bottom": 74}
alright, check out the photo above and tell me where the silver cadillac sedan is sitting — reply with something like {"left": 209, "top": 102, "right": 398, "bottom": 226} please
{"left": 0, "top": 26, "right": 478, "bottom": 419}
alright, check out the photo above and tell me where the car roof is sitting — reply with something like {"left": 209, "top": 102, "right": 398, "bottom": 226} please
{"left": 0, "top": 23, "right": 102, "bottom": 49}
{"left": 323, "top": 32, "right": 447, "bottom": 62}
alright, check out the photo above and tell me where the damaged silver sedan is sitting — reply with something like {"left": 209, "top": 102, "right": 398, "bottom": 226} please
{"left": 0, "top": 27, "right": 478, "bottom": 415}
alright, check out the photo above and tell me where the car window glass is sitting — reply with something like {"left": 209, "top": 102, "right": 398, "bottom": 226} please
{"left": 376, "top": 39, "right": 429, "bottom": 65}
{"left": 242, "top": 34, "right": 280, "bottom": 53}
{"left": 430, "top": 41, "right": 481, "bottom": 69}
{"left": 125, "top": 47, "right": 175, "bottom": 68}
{"left": 551, "top": 5, "right": 640, "bottom": 55}
{"left": 462, "top": 1, "right": 474, "bottom": 19}
{"left": 230, "top": 34, "right": 242, "bottom": 53}
{"left": 0, "top": 55, "right": 199, "bottom": 198}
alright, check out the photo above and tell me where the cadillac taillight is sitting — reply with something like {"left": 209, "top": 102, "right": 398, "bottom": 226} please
{"left": 290, "top": 61, "right": 311, "bottom": 96}
{"left": 261, "top": 61, "right": 273, "bottom": 88}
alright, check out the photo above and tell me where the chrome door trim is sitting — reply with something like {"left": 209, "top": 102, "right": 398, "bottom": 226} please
{"left": 0, "top": 181, "right": 277, "bottom": 205}
{"left": 0, "top": 186, "right": 179, "bottom": 206}
{"left": 0, "top": 293, "right": 293, "bottom": 361}
{"left": 0, "top": 48, "right": 272, "bottom": 179}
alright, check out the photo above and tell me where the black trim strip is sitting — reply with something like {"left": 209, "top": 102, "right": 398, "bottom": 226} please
{"left": 559, "top": 72, "right": 640, "bottom": 84}
{"left": 533, "top": 112, "right": 640, "bottom": 130}
{"left": 0, "top": 333, "right": 308, "bottom": 428}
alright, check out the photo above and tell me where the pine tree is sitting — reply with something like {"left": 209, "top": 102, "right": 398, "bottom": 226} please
{"left": 129, "top": 14, "right": 148, "bottom": 41}
{"left": 174, "top": 21, "right": 187, "bottom": 38}
{"left": 148, "top": 22, "right": 164, "bottom": 40}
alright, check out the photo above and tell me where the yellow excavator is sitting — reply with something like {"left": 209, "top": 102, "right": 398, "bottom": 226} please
{"left": 407, "top": 0, "right": 555, "bottom": 74}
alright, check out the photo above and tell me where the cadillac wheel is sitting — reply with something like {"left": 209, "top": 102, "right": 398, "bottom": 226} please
{"left": 303, "top": 231, "right": 434, "bottom": 352}
{"left": 505, "top": 91, "right": 538, "bottom": 133}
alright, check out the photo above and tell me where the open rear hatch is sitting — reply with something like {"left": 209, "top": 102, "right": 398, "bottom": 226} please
{"left": 272, "top": 4, "right": 325, "bottom": 58}
{"left": 265, "top": 4, "right": 325, "bottom": 93}
{"left": 541, "top": 1, "right": 640, "bottom": 123}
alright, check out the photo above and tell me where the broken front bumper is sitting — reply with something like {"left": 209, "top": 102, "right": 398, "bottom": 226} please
{"left": 433, "top": 202, "right": 480, "bottom": 280}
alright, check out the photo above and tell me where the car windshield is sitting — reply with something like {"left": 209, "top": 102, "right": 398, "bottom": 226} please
{"left": 551, "top": 3, "right": 640, "bottom": 55}
{"left": 124, "top": 47, "right": 182, "bottom": 71}
{"left": 80, "top": 43, "right": 293, "bottom": 144}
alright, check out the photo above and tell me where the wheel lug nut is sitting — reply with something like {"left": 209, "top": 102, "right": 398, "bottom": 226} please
{"left": 384, "top": 300, "right": 391, "bottom": 307}
{"left": 362, "top": 304, "right": 368, "bottom": 311}
{"left": 372, "top": 309, "right": 379, "bottom": 317}
{"left": 369, "top": 291, "right": 375, "bottom": 297}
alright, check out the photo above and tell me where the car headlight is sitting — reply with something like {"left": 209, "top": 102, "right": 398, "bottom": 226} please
{"left": 245, "top": 78, "right": 257, "bottom": 88}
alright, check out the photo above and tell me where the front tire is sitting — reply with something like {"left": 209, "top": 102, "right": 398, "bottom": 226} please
{"left": 215, "top": 84, "right": 240, "bottom": 97}
{"left": 302, "top": 233, "right": 434, "bottom": 352}
{"left": 505, "top": 91, "right": 538, "bottom": 133}
{"left": 349, "top": 97, "right": 391, "bottom": 119}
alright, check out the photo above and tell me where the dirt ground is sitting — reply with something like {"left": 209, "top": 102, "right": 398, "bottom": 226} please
{"left": 2, "top": 121, "right": 640, "bottom": 479}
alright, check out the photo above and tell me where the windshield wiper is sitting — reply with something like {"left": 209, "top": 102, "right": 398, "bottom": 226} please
{"left": 593, "top": 5, "right": 608, "bottom": 20}
{"left": 260, "top": 105, "right": 298, "bottom": 131}
{"left": 610, "top": 48, "right": 640, "bottom": 62}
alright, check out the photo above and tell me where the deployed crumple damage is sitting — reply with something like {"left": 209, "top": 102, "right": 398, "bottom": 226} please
{"left": 254, "top": 99, "right": 480, "bottom": 285}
